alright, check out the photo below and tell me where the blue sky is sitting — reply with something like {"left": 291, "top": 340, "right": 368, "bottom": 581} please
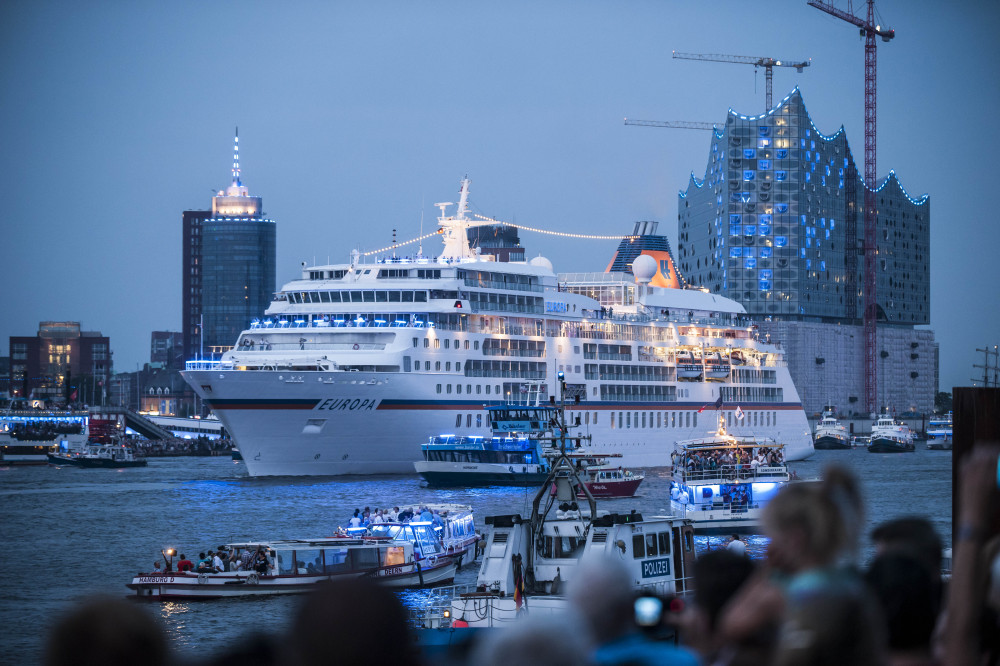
{"left": 2, "top": 0, "right": 997, "bottom": 392}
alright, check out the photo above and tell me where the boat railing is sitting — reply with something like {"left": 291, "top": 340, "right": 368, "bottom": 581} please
{"left": 678, "top": 501, "right": 763, "bottom": 515}
{"left": 678, "top": 464, "right": 788, "bottom": 484}
{"left": 407, "top": 583, "right": 477, "bottom": 629}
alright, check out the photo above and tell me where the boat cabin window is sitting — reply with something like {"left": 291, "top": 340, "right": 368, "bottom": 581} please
{"left": 297, "top": 548, "right": 323, "bottom": 574}
{"left": 277, "top": 551, "right": 297, "bottom": 575}
{"left": 632, "top": 534, "right": 645, "bottom": 558}
{"left": 383, "top": 546, "right": 406, "bottom": 567}
{"left": 658, "top": 532, "right": 671, "bottom": 555}
{"left": 411, "top": 525, "right": 443, "bottom": 556}
{"left": 540, "top": 536, "right": 583, "bottom": 559}
{"left": 645, "top": 533, "right": 658, "bottom": 556}
{"left": 325, "top": 548, "right": 350, "bottom": 572}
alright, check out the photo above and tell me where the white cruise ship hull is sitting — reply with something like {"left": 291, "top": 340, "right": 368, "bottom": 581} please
{"left": 184, "top": 368, "right": 813, "bottom": 477}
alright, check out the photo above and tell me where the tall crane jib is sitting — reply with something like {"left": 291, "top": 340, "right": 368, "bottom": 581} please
{"left": 671, "top": 51, "right": 811, "bottom": 113}
{"left": 807, "top": 0, "right": 894, "bottom": 415}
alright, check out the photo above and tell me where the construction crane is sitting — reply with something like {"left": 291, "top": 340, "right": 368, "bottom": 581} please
{"left": 671, "top": 52, "right": 811, "bottom": 113}
{"left": 623, "top": 119, "right": 718, "bottom": 131}
{"left": 808, "top": 0, "right": 894, "bottom": 416}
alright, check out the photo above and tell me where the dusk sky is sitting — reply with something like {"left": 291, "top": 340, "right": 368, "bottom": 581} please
{"left": 2, "top": 0, "right": 997, "bottom": 394}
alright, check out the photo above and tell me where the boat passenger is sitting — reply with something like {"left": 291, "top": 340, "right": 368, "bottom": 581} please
{"left": 348, "top": 509, "right": 361, "bottom": 528}
{"left": 196, "top": 552, "right": 211, "bottom": 573}
{"left": 212, "top": 551, "right": 225, "bottom": 573}
{"left": 176, "top": 554, "right": 194, "bottom": 572}
{"left": 239, "top": 547, "right": 253, "bottom": 571}
{"left": 252, "top": 547, "right": 269, "bottom": 575}
{"left": 388, "top": 506, "right": 400, "bottom": 522}
{"left": 420, "top": 506, "right": 432, "bottom": 522}
{"left": 153, "top": 561, "right": 162, "bottom": 573}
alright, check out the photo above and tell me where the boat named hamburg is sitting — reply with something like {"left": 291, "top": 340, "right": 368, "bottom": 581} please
{"left": 182, "top": 178, "right": 814, "bottom": 476}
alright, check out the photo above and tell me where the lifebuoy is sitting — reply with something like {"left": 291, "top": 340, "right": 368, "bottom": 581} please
{"left": 427, "top": 555, "right": 438, "bottom": 567}
{"left": 352, "top": 343, "right": 360, "bottom": 350}
{"left": 198, "top": 574, "right": 208, "bottom": 585}
{"left": 246, "top": 573, "right": 259, "bottom": 585}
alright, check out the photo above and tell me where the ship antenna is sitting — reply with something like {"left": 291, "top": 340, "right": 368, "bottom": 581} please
{"left": 418, "top": 197, "right": 424, "bottom": 258}
{"left": 232, "top": 126, "right": 240, "bottom": 186}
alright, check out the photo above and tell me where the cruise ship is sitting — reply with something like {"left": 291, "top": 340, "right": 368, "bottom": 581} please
{"left": 182, "top": 179, "right": 814, "bottom": 476}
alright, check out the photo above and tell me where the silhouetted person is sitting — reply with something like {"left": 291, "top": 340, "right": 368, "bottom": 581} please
{"left": 44, "top": 596, "right": 168, "bottom": 666}
{"left": 865, "top": 552, "right": 940, "bottom": 666}
{"left": 281, "top": 576, "right": 419, "bottom": 666}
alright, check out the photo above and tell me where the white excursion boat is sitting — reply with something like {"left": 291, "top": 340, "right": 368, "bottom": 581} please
{"left": 867, "top": 411, "right": 915, "bottom": 453}
{"left": 368, "top": 504, "right": 479, "bottom": 568}
{"left": 128, "top": 525, "right": 456, "bottom": 600}
{"left": 182, "top": 178, "right": 814, "bottom": 476}
{"left": 0, "top": 403, "right": 89, "bottom": 465}
{"left": 813, "top": 407, "right": 850, "bottom": 450}
{"left": 925, "top": 412, "right": 952, "bottom": 450}
{"left": 669, "top": 414, "right": 790, "bottom": 535}
{"left": 414, "top": 378, "right": 697, "bottom": 628}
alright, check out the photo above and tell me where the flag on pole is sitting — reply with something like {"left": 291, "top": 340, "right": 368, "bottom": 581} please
{"left": 735, "top": 406, "right": 745, "bottom": 420}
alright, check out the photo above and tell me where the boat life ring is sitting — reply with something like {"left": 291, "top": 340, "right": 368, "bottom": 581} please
{"left": 198, "top": 574, "right": 208, "bottom": 585}
{"left": 246, "top": 573, "right": 259, "bottom": 585}
{"left": 427, "top": 555, "right": 438, "bottom": 568}
{"left": 352, "top": 343, "right": 360, "bottom": 350}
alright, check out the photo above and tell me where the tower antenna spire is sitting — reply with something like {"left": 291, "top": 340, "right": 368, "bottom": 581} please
{"left": 232, "top": 126, "right": 241, "bottom": 186}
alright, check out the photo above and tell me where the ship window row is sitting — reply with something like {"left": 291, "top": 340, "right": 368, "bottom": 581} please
{"left": 286, "top": 290, "right": 429, "bottom": 304}
{"left": 275, "top": 546, "right": 403, "bottom": 576}
{"left": 585, "top": 364, "right": 675, "bottom": 383}
{"left": 468, "top": 292, "right": 544, "bottom": 314}
{"left": 719, "top": 387, "right": 784, "bottom": 403}
{"left": 413, "top": 360, "right": 465, "bottom": 372}
{"left": 415, "top": 338, "right": 479, "bottom": 351}
{"left": 611, "top": 410, "right": 694, "bottom": 429}
{"left": 483, "top": 339, "right": 545, "bottom": 358}
{"left": 600, "top": 384, "right": 677, "bottom": 403}
{"left": 424, "top": 449, "right": 535, "bottom": 464}
{"left": 459, "top": 270, "right": 543, "bottom": 293}
{"left": 583, "top": 343, "right": 632, "bottom": 361}
{"left": 463, "top": 360, "right": 546, "bottom": 379}
{"left": 731, "top": 368, "right": 777, "bottom": 385}
{"left": 632, "top": 532, "right": 672, "bottom": 560}
{"left": 436, "top": 384, "right": 503, "bottom": 397}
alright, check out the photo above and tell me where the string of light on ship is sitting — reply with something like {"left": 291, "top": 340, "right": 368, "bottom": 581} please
{"left": 361, "top": 214, "right": 639, "bottom": 257}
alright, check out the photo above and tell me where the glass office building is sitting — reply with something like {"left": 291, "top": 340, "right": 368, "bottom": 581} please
{"left": 182, "top": 132, "right": 275, "bottom": 360}
{"left": 677, "top": 88, "right": 930, "bottom": 326}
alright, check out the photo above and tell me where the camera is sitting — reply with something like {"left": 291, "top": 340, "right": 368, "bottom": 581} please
{"left": 634, "top": 596, "right": 663, "bottom": 627}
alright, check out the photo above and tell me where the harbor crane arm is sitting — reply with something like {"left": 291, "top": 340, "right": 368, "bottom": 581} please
{"left": 671, "top": 51, "right": 811, "bottom": 112}
{"left": 623, "top": 119, "right": 717, "bottom": 131}
{"left": 807, "top": 1, "right": 896, "bottom": 39}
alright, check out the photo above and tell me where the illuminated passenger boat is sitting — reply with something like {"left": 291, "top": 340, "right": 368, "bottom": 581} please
{"left": 182, "top": 178, "right": 814, "bottom": 477}
{"left": 925, "top": 412, "right": 952, "bottom": 450}
{"left": 128, "top": 527, "right": 456, "bottom": 600}
{"left": 48, "top": 442, "right": 147, "bottom": 468}
{"left": 669, "top": 415, "right": 790, "bottom": 535}
{"left": 370, "top": 504, "right": 480, "bottom": 568}
{"left": 0, "top": 402, "right": 89, "bottom": 465}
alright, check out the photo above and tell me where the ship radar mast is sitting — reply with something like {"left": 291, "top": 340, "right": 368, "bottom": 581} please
{"left": 435, "top": 177, "right": 481, "bottom": 260}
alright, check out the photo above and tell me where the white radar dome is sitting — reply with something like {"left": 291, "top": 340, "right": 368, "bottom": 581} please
{"left": 631, "top": 254, "right": 657, "bottom": 282}
{"left": 529, "top": 255, "right": 554, "bottom": 272}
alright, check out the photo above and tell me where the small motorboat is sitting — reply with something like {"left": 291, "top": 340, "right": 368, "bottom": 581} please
{"left": 48, "top": 442, "right": 147, "bottom": 468}
{"left": 813, "top": 408, "right": 850, "bottom": 450}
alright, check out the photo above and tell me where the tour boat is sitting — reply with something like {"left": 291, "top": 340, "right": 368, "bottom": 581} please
{"left": 417, "top": 399, "right": 642, "bottom": 497}
{"left": 813, "top": 407, "right": 850, "bottom": 450}
{"left": 181, "top": 178, "right": 814, "bottom": 477}
{"left": 925, "top": 412, "right": 952, "bottom": 450}
{"left": 669, "top": 414, "right": 790, "bottom": 534}
{"left": 867, "top": 411, "right": 915, "bottom": 453}
{"left": 128, "top": 526, "right": 456, "bottom": 600}
{"left": 368, "top": 504, "right": 479, "bottom": 568}
{"left": 0, "top": 403, "right": 89, "bottom": 465}
{"left": 47, "top": 442, "right": 147, "bottom": 468}
{"left": 411, "top": 377, "right": 696, "bottom": 628}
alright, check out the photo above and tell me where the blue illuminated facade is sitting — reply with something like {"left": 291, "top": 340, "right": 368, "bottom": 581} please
{"left": 677, "top": 89, "right": 930, "bottom": 326}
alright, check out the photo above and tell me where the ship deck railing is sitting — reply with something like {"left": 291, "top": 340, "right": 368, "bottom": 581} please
{"left": 408, "top": 583, "right": 477, "bottom": 629}
{"left": 677, "top": 465, "right": 788, "bottom": 484}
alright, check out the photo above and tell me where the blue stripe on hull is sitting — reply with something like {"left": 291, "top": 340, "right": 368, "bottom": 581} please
{"left": 418, "top": 471, "right": 549, "bottom": 486}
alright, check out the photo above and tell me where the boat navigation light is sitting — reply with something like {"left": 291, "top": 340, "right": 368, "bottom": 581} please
{"left": 442, "top": 610, "right": 451, "bottom": 619}
{"left": 166, "top": 548, "right": 175, "bottom": 556}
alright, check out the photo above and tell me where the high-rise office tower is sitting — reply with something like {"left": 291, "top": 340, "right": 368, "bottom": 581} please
{"left": 182, "top": 129, "right": 276, "bottom": 361}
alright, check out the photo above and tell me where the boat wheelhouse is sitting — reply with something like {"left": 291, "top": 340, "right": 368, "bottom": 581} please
{"left": 182, "top": 178, "right": 814, "bottom": 477}
{"left": 669, "top": 415, "right": 790, "bottom": 535}
{"left": 128, "top": 531, "right": 456, "bottom": 600}
{"left": 868, "top": 412, "right": 915, "bottom": 453}
{"left": 367, "top": 504, "right": 479, "bottom": 568}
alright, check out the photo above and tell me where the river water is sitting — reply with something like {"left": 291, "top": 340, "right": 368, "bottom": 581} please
{"left": 0, "top": 448, "right": 951, "bottom": 663}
